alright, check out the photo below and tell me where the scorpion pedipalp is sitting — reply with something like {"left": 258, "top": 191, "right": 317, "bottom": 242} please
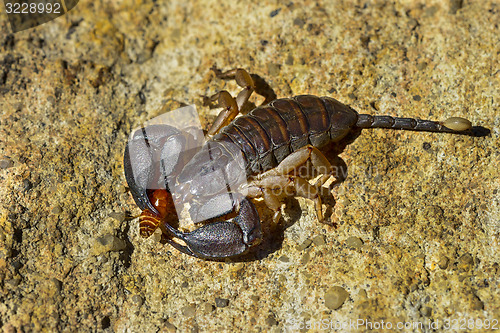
{"left": 124, "top": 124, "right": 191, "bottom": 214}
{"left": 125, "top": 118, "right": 262, "bottom": 259}
{"left": 161, "top": 195, "right": 262, "bottom": 259}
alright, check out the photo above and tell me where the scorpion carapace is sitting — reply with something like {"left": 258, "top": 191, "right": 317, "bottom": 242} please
{"left": 124, "top": 67, "right": 477, "bottom": 260}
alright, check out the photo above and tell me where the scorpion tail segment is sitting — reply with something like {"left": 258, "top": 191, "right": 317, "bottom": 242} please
{"left": 356, "top": 114, "right": 472, "bottom": 133}
{"left": 161, "top": 197, "right": 262, "bottom": 259}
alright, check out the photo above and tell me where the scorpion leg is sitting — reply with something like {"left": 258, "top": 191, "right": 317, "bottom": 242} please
{"left": 244, "top": 186, "right": 283, "bottom": 223}
{"left": 244, "top": 144, "right": 343, "bottom": 222}
{"left": 246, "top": 175, "right": 324, "bottom": 222}
{"left": 159, "top": 194, "right": 262, "bottom": 259}
{"left": 206, "top": 91, "right": 240, "bottom": 136}
{"left": 207, "top": 68, "right": 256, "bottom": 135}
{"left": 206, "top": 67, "right": 278, "bottom": 135}
{"left": 211, "top": 67, "right": 256, "bottom": 109}
{"left": 257, "top": 145, "right": 336, "bottom": 187}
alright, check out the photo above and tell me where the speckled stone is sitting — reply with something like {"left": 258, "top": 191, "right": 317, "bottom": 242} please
{"left": 214, "top": 298, "right": 229, "bottom": 308}
{"left": 324, "top": 286, "right": 349, "bottom": 310}
{"left": 0, "top": 0, "right": 498, "bottom": 331}
{"left": 345, "top": 236, "right": 363, "bottom": 249}
{"left": 92, "top": 234, "right": 128, "bottom": 255}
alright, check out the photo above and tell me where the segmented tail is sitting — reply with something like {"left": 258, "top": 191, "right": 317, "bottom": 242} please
{"left": 356, "top": 114, "right": 472, "bottom": 133}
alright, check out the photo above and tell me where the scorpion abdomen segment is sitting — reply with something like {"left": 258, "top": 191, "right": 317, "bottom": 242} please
{"left": 213, "top": 95, "right": 360, "bottom": 175}
{"left": 270, "top": 98, "right": 310, "bottom": 151}
{"left": 218, "top": 122, "right": 261, "bottom": 173}
{"left": 233, "top": 116, "right": 275, "bottom": 172}
{"left": 250, "top": 106, "right": 292, "bottom": 167}
{"left": 292, "top": 95, "right": 330, "bottom": 147}
{"left": 321, "top": 96, "right": 358, "bottom": 141}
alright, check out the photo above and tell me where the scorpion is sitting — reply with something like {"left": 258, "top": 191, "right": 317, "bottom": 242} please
{"left": 124, "top": 68, "right": 476, "bottom": 260}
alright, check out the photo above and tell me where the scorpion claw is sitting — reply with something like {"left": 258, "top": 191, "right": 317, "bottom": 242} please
{"left": 124, "top": 124, "right": 187, "bottom": 215}
{"left": 124, "top": 134, "right": 158, "bottom": 215}
{"left": 162, "top": 196, "right": 262, "bottom": 259}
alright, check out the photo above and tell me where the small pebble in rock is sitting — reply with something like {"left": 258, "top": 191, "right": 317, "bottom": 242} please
{"left": 458, "top": 253, "right": 474, "bottom": 271}
{"left": 417, "top": 62, "right": 428, "bottom": 71}
{"left": 278, "top": 255, "right": 290, "bottom": 262}
{"left": 250, "top": 295, "right": 260, "bottom": 302}
{"left": 23, "top": 179, "right": 33, "bottom": 192}
{"left": 296, "top": 239, "right": 312, "bottom": 251}
{"left": 109, "top": 212, "right": 126, "bottom": 222}
{"left": 420, "top": 306, "right": 432, "bottom": 317}
{"left": 6, "top": 278, "right": 22, "bottom": 287}
{"left": 269, "top": 8, "right": 281, "bottom": 17}
{"left": 132, "top": 295, "right": 144, "bottom": 306}
{"left": 267, "top": 63, "right": 280, "bottom": 76}
{"left": 215, "top": 297, "right": 229, "bottom": 308}
{"left": 301, "top": 250, "right": 311, "bottom": 265}
{"left": 339, "top": 197, "right": 351, "bottom": 207}
{"left": 312, "top": 235, "right": 326, "bottom": 246}
{"left": 469, "top": 294, "right": 484, "bottom": 310}
{"left": 372, "top": 175, "right": 383, "bottom": 184}
{"left": 93, "top": 234, "right": 127, "bottom": 255}
{"left": 164, "top": 321, "right": 177, "bottom": 332}
{"left": 181, "top": 305, "right": 196, "bottom": 318}
{"left": 0, "top": 158, "right": 14, "bottom": 169}
{"left": 345, "top": 236, "right": 363, "bottom": 249}
{"left": 200, "top": 302, "right": 215, "bottom": 313}
{"left": 324, "top": 286, "right": 349, "bottom": 310}
{"left": 293, "top": 18, "right": 305, "bottom": 27}
{"left": 438, "top": 256, "right": 449, "bottom": 269}
{"left": 449, "top": 0, "right": 464, "bottom": 14}
{"left": 49, "top": 278, "right": 62, "bottom": 293}
{"left": 266, "top": 314, "right": 278, "bottom": 326}
{"left": 52, "top": 205, "right": 63, "bottom": 214}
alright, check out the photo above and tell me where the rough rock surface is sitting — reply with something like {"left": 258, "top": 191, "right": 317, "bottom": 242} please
{"left": 0, "top": 0, "right": 498, "bottom": 331}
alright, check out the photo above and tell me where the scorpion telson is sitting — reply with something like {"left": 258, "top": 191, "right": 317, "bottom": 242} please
{"left": 124, "top": 68, "right": 476, "bottom": 260}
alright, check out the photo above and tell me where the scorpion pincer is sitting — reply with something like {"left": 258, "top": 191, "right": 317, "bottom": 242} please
{"left": 124, "top": 68, "right": 475, "bottom": 260}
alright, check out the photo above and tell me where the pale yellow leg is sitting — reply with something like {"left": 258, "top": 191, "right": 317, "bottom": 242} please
{"left": 205, "top": 68, "right": 256, "bottom": 135}
{"left": 246, "top": 174, "right": 323, "bottom": 222}
{"left": 256, "top": 145, "right": 336, "bottom": 187}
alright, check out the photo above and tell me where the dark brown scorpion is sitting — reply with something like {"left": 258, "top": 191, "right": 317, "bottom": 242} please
{"left": 124, "top": 68, "right": 475, "bottom": 260}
